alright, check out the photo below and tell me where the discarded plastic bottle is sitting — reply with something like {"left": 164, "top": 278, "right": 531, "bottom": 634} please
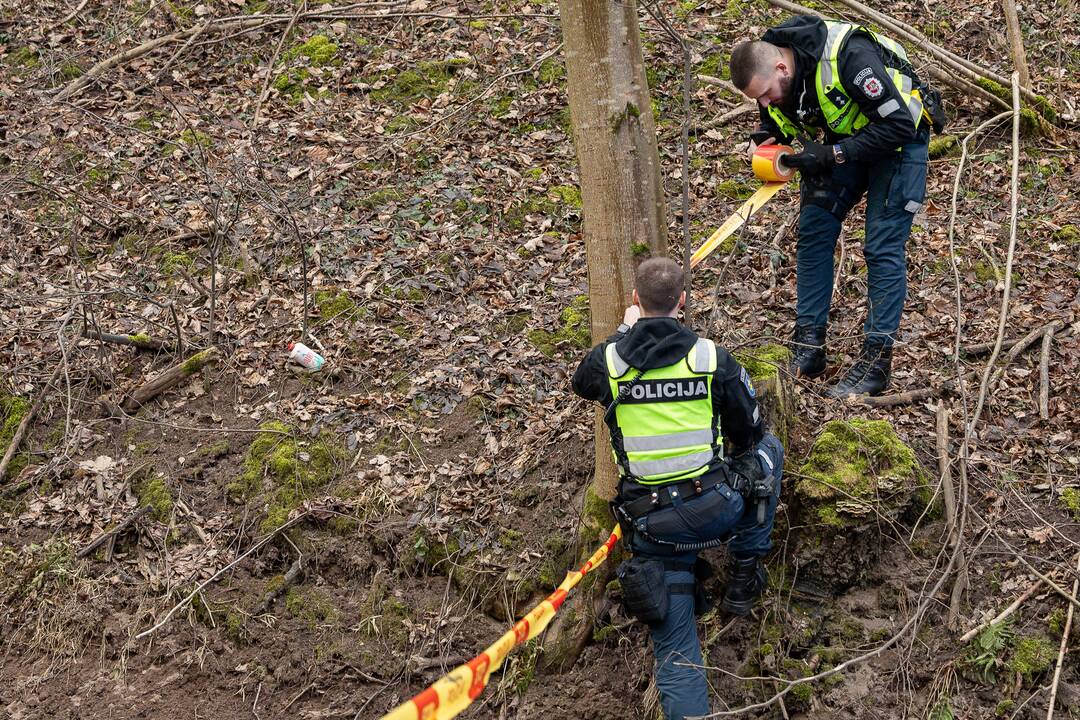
{"left": 288, "top": 341, "right": 325, "bottom": 370}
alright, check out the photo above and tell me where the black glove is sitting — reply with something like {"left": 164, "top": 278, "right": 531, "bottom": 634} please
{"left": 923, "top": 87, "right": 947, "bottom": 134}
{"left": 728, "top": 451, "right": 774, "bottom": 526}
{"left": 782, "top": 138, "right": 835, "bottom": 176}
{"left": 728, "top": 451, "right": 765, "bottom": 486}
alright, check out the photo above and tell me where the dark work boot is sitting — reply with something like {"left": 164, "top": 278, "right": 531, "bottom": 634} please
{"left": 721, "top": 555, "right": 767, "bottom": 616}
{"left": 827, "top": 340, "right": 893, "bottom": 398}
{"left": 790, "top": 324, "right": 827, "bottom": 379}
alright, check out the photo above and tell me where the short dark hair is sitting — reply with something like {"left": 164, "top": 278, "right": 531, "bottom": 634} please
{"left": 635, "top": 257, "right": 684, "bottom": 314}
{"left": 729, "top": 40, "right": 780, "bottom": 91}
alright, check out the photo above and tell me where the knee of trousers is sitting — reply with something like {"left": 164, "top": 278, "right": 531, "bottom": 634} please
{"left": 757, "top": 434, "right": 785, "bottom": 477}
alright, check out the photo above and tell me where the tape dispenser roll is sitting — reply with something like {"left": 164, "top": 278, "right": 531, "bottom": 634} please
{"left": 751, "top": 144, "right": 796, "bottom": 183}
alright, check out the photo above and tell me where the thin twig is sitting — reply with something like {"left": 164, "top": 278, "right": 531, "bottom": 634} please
{"left": 1046, "top": 551, "right": 1080, "bottom": 719}
{"left": 77, "top": 505, "right": 153, "bottom": 558}
{"left": 967, "top": 74, "right": 1022, "bottom": 435}
{"left": 52, "top": 0, "right": 91, "bottom": 29}
{"left": 251, "top": 0, "right": 306, "bottom": 129}
{"left": 987, "top": 321, "right": 1063, "bottom": 397}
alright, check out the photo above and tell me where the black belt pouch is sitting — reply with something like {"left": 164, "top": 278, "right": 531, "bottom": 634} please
{"left": 616, "top": 556, "right": 669, "bottom": 626}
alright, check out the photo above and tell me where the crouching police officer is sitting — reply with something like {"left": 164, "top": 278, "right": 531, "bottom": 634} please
{"left": 730, "top": 15, "right": 944, "bottom": 397}
{"left": 572, "top": 258, "right": 784, "bottom": 720}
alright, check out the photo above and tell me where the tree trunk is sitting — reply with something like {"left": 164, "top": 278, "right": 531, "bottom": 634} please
{"left": 541, "top": 0, "right": 667, "bottom": 672}
{"left": 1001, "top": 0, "right": 1031, "bottom": 91}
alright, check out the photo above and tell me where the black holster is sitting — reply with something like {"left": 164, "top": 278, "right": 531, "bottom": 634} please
{"left": 617, "top": 556, "right": 671, "bottom": 625}
{"left": 617, "top": 556, "right": 703, "bottom": 625}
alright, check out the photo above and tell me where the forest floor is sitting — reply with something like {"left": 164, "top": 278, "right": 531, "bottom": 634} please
{"left": 2, "top": 0, "right": 1080, "bottom": 718}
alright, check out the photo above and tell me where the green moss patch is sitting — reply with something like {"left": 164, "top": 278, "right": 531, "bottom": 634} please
{"left": 285, "top": 586, "right": 340, "bottom": 625}
{"left": 1060, "top": 488, "right": 1080, "bottom": 519}
{"left": 1009, "top": 635, "right": 1056, "bottom": 680}
{"left": 716, "top": 178, "right": 755, "bottom": 201}
{"left": 283, "top": 35, "right": 339, "bottom": 66}
{"left": 370, "top": 58, "right": 470, "bottom": 106}
{"left": 314, "top": 288, "right": 358, "bottom": 323}
{"left": 527, "top": 295, "right": 591, "bottom": 357}
{"left": 550, "top": 184, "right": 581, "bottom": 209}
{"left": 734, "top": 343, "right": 791, "bottom": 383}
{"left": 789, "top": 418, "right": 929, "bottom": 590}
{"left": 354, "top": 187, "right": 403, "bottom": 210}
{"left": 161, "top": 251, "right": 194, "bottom": 276}
{"left": 1, "top": 395, "right": 30, "bottom": 479}
{"left": 227, "top": 421, "right": 346, "bottom": 533}
{"left": 538, "top": 532, "right": 573, "bottom": 588}
{"left": 1053, "top": 225, "right": 1080, "bottom": 246}
{"left": 928, "top": 135, "right": 957, "bottom": 159}
{"left": 10, "top": 47, "right": 40, "bottom": 68}
{"left": 179, "top": 128, "right": 213, "bottom": 150}
{"left": 797, "top": 419, "right": 922, "bottom": 527}
{"left": 135, "top": 473, "right": 174, "bottom": 521}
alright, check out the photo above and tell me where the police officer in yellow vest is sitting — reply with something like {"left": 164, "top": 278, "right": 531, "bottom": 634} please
{"left": 572, "top": 258, "right": 784, "bottom": 720}
{"left": 730, "top": 15, "right": 941, "bottom": 397}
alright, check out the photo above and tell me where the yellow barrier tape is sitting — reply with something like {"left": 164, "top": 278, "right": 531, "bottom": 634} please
{"left": 690, "top": 181, "right": 786, "bottom": 268}
{"left": 379, "top": 525, "right": 623, "bottom": 720}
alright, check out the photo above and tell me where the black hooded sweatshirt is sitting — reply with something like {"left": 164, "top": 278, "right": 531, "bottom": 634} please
{"left": 756, "top": 15, "right": 925, "bottom": 162}
{"left": 571, "top": 317, "right": 764, "bottom": 459}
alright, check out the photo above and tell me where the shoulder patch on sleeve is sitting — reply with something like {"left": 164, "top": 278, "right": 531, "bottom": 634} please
{"left": 860, "top": 75, "right": 884, "bottom": 99}
{"left": 854, "top": 67, "right": 874, "bottom": 84}
{"left": 740, "top": 367, "right": 756, "bottom": 398}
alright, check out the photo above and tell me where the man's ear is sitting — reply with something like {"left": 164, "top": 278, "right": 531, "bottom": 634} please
{"left": 678, "top": 291, "right": 686, "bottom": 308}
{"left": 632, "top": 289, "right": 640, "bottom": 306}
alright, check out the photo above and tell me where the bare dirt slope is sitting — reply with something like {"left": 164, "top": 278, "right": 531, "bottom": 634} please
{"left": 1, "top": 0, "right": 1079, "bottom": 718}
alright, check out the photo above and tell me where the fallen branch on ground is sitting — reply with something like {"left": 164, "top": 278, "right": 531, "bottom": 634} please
{"left": 120, "top": 346, "right": 220, "bottom": 413}
{"left": 1, "top": 363, "right": 63, "bottom": 481}
{"left": 987, "top": 321, "right": 1063, "bottom": 397}
{"left": 77, "top": 505, "right": 153, "bottom": 558}
{"left": 958, "top": 577, "right": 1046, "bottom": 643}
{"left": 82, "top": 329, "right": 172, "bottom": 352}
{"left": 1039, "top": 327, "right": 1054, "bottom": 420}
{"left": 712, "top": 102, "right": 757, "bottom": 126}
{"left": 254, "top": 557, "right": 304, "bottom": 615}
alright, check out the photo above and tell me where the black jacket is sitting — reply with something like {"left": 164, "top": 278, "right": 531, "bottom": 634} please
{"left": 571, "top": 317, "right": 764, "bottom": 458}
{"left": 758, "top": 15, "right": 924, "bottom": 162}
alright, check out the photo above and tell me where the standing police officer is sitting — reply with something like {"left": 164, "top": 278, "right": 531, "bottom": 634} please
{"left": 730, "top": 15, "right": 936, "bottom": 397}
{"left": 572, "top": 258, "right": 784, "bottom": 720}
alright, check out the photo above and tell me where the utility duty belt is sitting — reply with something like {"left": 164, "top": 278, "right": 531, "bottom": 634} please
{"left": 618, "top": 467, "right": 747, "bottom": 521}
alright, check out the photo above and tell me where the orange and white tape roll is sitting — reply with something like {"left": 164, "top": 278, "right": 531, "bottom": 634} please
{"left": 751, "top": 144, "right": 795, "bottom": 183}
{"left": 379, "top": 525, "right": 623, "bottom": 720}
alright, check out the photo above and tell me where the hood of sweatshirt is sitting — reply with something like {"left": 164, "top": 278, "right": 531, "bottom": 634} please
{"left": 614, "top": 317, "right": 698, "bottom": 370}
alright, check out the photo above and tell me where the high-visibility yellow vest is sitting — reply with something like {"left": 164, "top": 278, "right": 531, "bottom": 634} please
{"left": 605, "top": 338, "right": 723, "bottom": 484}
{"left": 767, "top": 21, "right": 924, "bottom": 140}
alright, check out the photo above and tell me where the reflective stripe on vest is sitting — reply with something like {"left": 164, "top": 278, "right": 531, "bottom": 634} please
{"left": 604, "top": 339, "right": 722, "bottom": 484}
{"left": 767, "top": 21, "right": 923, "bottom": 140}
